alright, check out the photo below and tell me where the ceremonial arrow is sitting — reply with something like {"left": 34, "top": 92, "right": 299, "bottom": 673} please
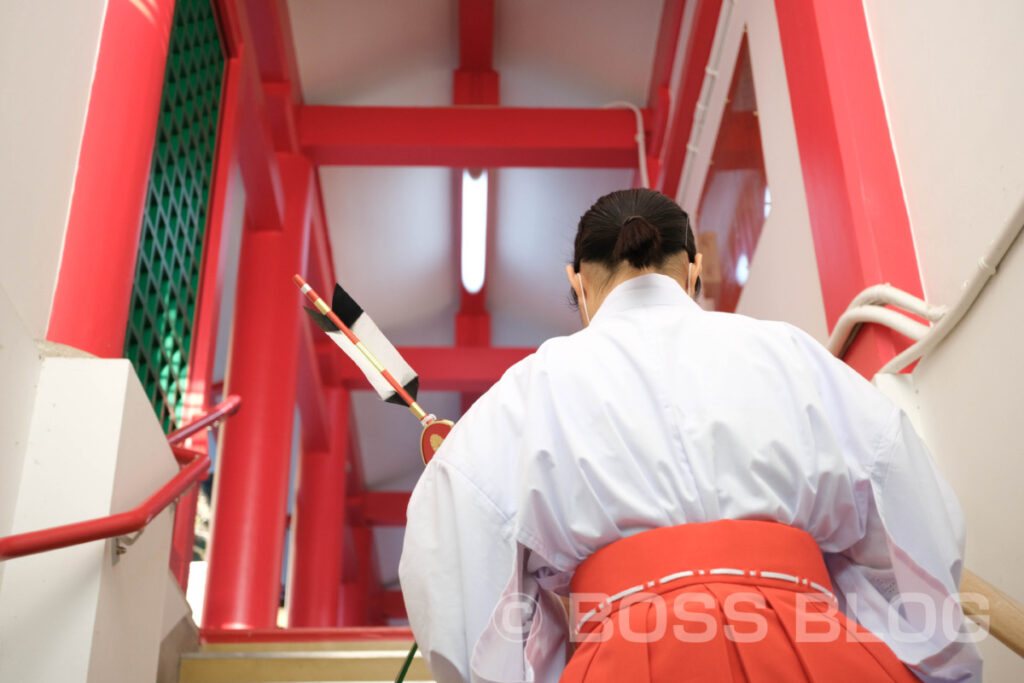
{"left": 293, "top": 274, "right": 454, "bottom": 465}
{"left": 294, "top": 274, "right": 452, "bottom": 680}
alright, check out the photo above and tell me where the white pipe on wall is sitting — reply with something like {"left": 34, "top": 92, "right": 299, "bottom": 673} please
{"left": 826, "top": 304, "right": 931, "bottom": 357}
{"left": 676, "top": 0, "right": 735, "bottom": 203}
{"left": 879, "top": 196, "right": 1024, "bottom": 374}
{"left": 847, "top": 284, "right": 947, "bottom": 322}
{"left": 602, "top": 101, "right": 650, "bottom": 189}
{"left": 826, "top": 283, "right": 947, "bottom": 358}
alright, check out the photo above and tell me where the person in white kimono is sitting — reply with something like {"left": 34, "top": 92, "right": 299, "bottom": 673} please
{"left": 399, "top": 188, "right": 982, "bottom": 682}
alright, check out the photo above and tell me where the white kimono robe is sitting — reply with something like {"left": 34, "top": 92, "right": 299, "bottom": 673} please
{"left": 399, "top": 274, "right": 982, "bottom": 682}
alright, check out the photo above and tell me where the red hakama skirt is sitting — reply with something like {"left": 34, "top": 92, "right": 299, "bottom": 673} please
{"left": 560, "top": 520, "right": 918, "bottom": 682}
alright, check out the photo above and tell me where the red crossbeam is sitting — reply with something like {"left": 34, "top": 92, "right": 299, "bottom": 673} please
{"left": 299, "top": 106, "right": 644, "bottom": 168}
{"left": 334, "top": 346, "right": 533, "bottom": 393}
{"left": 374, "top": 590, "right": 408, "bottom": 621}
{"left": 350, "top": 492, "right": 411, "bottom": 527}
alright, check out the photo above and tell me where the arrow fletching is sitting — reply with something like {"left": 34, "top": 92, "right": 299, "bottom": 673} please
{"left": 303, "top": 283, "right": 420, "bottom": 407}
{"left": 294, "top": 274, "right": 453, "bottom": 464}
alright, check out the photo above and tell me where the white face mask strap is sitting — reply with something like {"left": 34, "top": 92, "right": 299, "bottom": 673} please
{"left": 577, "top": 272, "right": 591, "bottom": 325}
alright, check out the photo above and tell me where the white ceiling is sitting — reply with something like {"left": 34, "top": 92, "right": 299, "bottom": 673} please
{"left": 289, "top": 0, "right": 458, "bottom": 107}
{"left": 287, "top": 0, "right": 664, "bottom": 595}
{"left": 495, "top": 0, "right": 663, "bottom": 107}
{"left": 289, "top": 0, "right": 663, "bottom": 107}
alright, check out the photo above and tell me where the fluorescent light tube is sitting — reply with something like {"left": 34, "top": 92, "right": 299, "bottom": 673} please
{"left": 461, "top": 169, "right": 488, "bottom": 295}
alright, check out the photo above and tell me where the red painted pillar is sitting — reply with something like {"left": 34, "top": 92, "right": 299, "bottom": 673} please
{"left": 203, "top": 153, "right": 312, "bottom": 629}
{"left": 775, "top": 0, "right": 923, "bottom": 377}
{"left": 453, "top": 0, "right": 498, "bottom": 413}
{"left": 339, "top": 525, "right": 374, "bottom": 625}
{"left": 289, "top": 388, "right": 349, "bottom": 626}
{"left": 171, "top": 57, "right": 244, "bottom": 591}
{"left": 47, "top": 0, "right": 176, "bottom": 356}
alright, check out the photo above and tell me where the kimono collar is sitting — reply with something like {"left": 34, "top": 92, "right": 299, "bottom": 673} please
{"left": 591, "top": 273, "right": 701, "bottom": 323}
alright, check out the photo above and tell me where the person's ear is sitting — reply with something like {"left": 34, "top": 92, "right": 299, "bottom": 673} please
{"left": 566, "top": 264, "right": 582, "bottom": 300}
{"left": 688, "top": 253, "right": 704, "bottom": 298}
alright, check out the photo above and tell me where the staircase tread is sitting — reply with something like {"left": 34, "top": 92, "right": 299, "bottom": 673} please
{"left": 200, "top": 640, "right": 416, "bottom": 653}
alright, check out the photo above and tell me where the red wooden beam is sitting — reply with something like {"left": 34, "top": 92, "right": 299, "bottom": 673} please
{"left": 299, "top": 106, "right": 643, "bottom": 168}
{"left": 453, "top": 0, "right": 498, "bottom": 412}
{"left": 658, "top": 0, "right": 724, "bottom": 199}
{"left": 646, "top": 0, "right": 688, "bottom": 159}
{"left": 335, "top": 346, "right": 533, "bottom": 392}
{"left": 345, "top": 525, "right": 374, "bottom": 624}
{"left": 212, "top": 0, "right": 243, "bottom": 58}
{"left": 459, "top": 0, "right": 494, "bottom": 71}
{"left": 308, "top": 177, "right": 337, "bottom": 294}
{"left": 775, "top": 0, "right": 923, "bottom": 377}
{"left": 350, "top": 492, "right": 411, "bottom": 527}
{"left": 454, "top": 0, "right": 498, "bottom": 105}
{"left": 216, "top": 0, "right": 286, "bottom": 230}
{"left": 290, "top": 390, "right": 349, "bottom": 627}
{"left": 346, "top": 409, "right": 366, "bottom": 498}
{"left": 46, "top": 0, "right": 176, "bottom": 357}
{"left": 236, "top": 69, "right": 285, "bottom": 229}
{"left": 243, "top": 0, "right": 303, "bottom": 96}
{"left": 708, "top": 111, "right": 763, "bottom": 170}
{"left": 263, "top": 81, "right": 300, "bottom": 152}
{"left": 374, "top": 591, "right": 408, "bottom": 621}
{"left": 297, "top": 317, "right": 330, "bottom": 453}
{"left": 203, "top": 155, "right": 312, "bottom": 629}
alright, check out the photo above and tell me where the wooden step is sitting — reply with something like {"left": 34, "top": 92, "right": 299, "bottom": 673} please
{"left": 179, "top": 640, "right": 433, "bottom": 683}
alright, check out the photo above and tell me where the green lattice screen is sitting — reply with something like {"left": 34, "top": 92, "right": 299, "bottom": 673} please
{"left": 124, "top": 0, "right": 225, "bottom": 432}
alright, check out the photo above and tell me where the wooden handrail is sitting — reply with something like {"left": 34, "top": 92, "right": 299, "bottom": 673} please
{"left": 961, "top": 569, "right": 1024, "bottom": 658}
{"left": 0, "top": 395, "right": 241, "bottom": 561}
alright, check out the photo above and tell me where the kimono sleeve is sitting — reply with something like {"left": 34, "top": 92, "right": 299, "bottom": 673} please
{"left": 826, "top": 410, "right": 984, "bottom": 682}
{"left": 400, "top": 456, "right": 568, "bottom": 683}
{"left": 399, "top": 459, "right": 516, "bottom": 682}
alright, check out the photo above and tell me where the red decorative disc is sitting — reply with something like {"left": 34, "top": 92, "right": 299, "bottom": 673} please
{"left": 420, "top": 419, "right": 454, "bottom": 465}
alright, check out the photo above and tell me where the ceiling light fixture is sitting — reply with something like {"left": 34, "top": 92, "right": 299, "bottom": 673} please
{"left": 461, "top": 169, "right": 488, "bottom": 295}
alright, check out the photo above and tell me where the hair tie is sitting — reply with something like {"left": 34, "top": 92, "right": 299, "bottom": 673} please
{"left": 623, "top": 215, "right": 644, "bottom": 225}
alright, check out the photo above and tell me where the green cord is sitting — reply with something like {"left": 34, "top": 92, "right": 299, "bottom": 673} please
{"left": 395, "top": 641, "right": 418, "bottom": 683}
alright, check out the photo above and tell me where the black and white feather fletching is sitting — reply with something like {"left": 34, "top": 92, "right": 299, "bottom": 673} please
{"left": 304, "top": 284, "right": 419, "bottom": 406}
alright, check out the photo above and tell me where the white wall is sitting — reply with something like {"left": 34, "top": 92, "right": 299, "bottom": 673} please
{"left": 0, "top": 0, "right": 108, "bottom": 338}
{"left": 865, "top": 1, "right": 1024, "bottom": 677}
{"left": 676, "top": 0, "right": 828, "bottom": 343}
{"left": 0, "top": 286, "right": 43, "bottom": 590}
{"left": 864, "top": 0, "right": 1024, "bottom": 309}
{"left": 0, "top": 356, "right": 178, "bottom": 683}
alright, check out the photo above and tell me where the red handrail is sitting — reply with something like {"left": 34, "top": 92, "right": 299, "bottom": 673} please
{"left": 168, "top": 393, "right": 242, "bottom": 446}
{"left": 0, "top": 395, "right": 241, "bottom": 562}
